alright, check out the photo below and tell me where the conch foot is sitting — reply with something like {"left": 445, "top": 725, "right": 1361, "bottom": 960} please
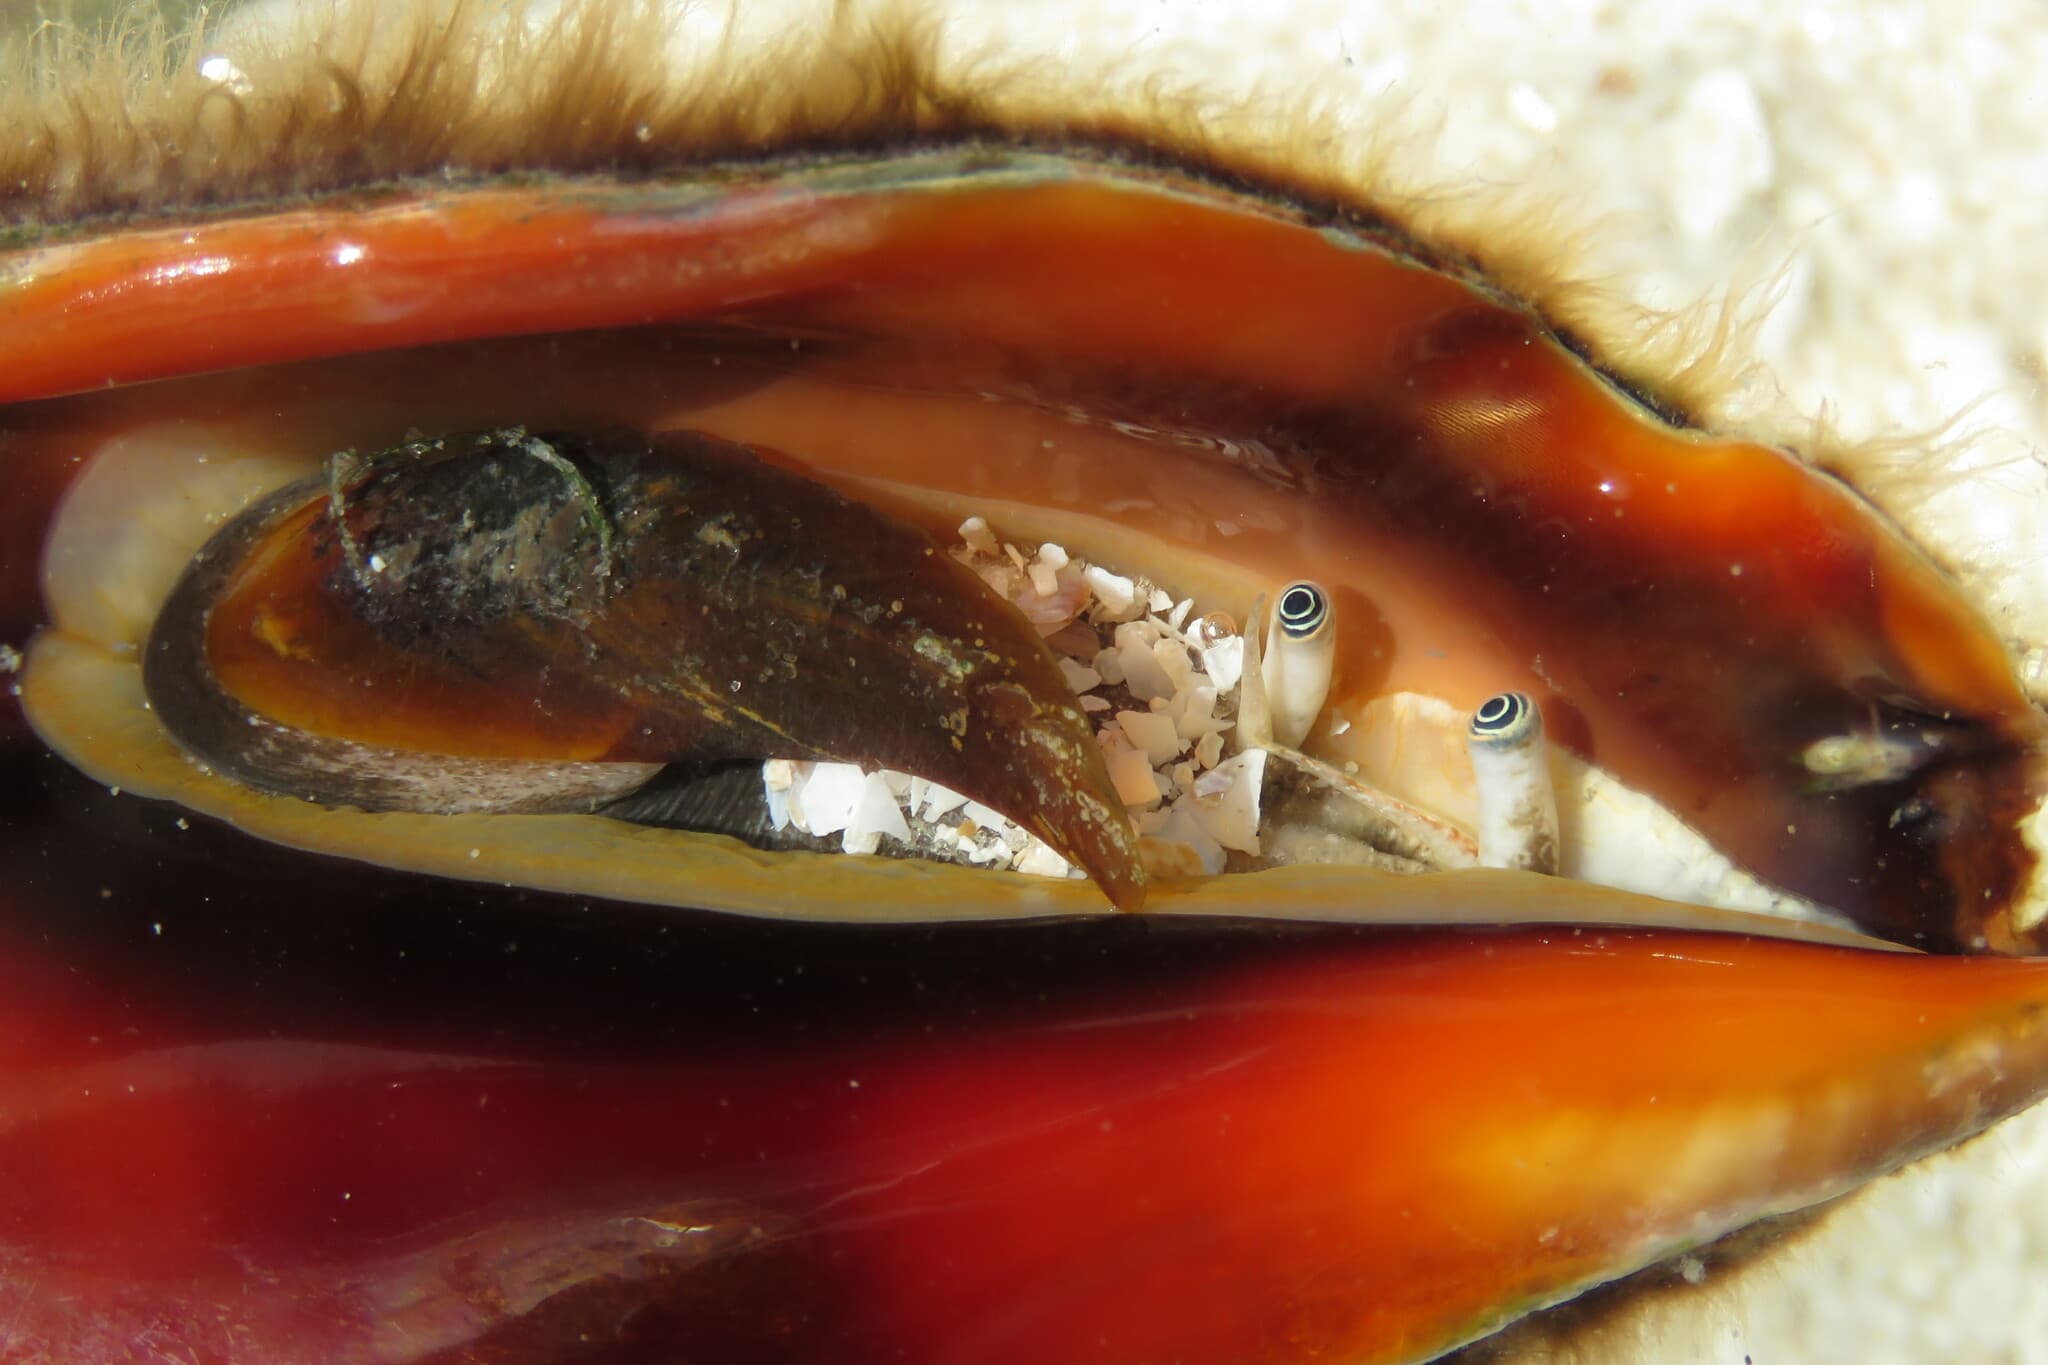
{"left": 143, "top": 425, "right": 1146, "bottom": 909}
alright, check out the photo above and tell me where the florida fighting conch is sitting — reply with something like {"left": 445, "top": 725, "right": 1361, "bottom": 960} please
{"left": 1, "top": 2, "right": 2047, "bottom": 1362}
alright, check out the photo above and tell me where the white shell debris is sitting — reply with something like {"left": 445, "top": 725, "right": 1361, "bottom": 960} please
{"left": 957, "top": 516, "right": 999, "bottom": 557}
{"left": 1198, "top": 634, "right": 1244, "bottom": 692}
{"left": 785, "top": 763, "right": 863, "bottom": 838}
{"left": 1107, "top": 745, "right": 1166, "bottom": 808}
{"left": 1082, "top": 565, "right": 1141, "bottom": 619}
{"left": 1190, "top": 749, "right": 1266, "bottom": 854}
{"left": 1115, "top": 622, "right": 1177, "bottom": 701}
{"left": 770, "top": 759, "right": 1081, "bottom": 878}
{"left": 844, "top": 772, "right": 912, "bottom": 855}
{"left": 1058, "top": 658, "right": 1103, "bottom": 693}
{"left": 1015, "top": 841, "right": 1074, "bottom": 879}
{"left": 1144, "top": 801, "right": 1226, "bottom": 876}
{"left": 1115, "top": 709, "right": 1183, "bottom": 766}
{"left": 760, "top": 515, "right": 1267, "bottom": 880}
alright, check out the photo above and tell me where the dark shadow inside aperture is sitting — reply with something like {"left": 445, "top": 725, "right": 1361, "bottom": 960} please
{"left": 600, "top": 759, "right": 837, "bottom": 853}
{"left": 0, "top": 739, "right": 1439, "bottom": 1064}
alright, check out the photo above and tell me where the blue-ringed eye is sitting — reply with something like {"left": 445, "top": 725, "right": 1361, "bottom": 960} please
{"left": 1469, "top": 691, "right": 1539, "bottom": 746}
{"left": 1276, "top": 581, "right": 1328, "bottom": 640}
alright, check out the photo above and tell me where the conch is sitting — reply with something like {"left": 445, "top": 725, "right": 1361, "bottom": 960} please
{"left": 2, "top": 2, "right": 2047, "bottom": 1362}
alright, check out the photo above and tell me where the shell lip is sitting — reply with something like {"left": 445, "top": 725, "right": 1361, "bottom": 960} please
{"left": 19, "top": 398, "right": 2039, "bottom": 951}
{"left": 12, "top": 621, "right": 1932, "bottom": 953}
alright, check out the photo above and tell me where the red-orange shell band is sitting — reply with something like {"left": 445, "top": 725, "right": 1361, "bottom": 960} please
{"left": 0, "top": 918, "right": 2045, "bottom": 1363}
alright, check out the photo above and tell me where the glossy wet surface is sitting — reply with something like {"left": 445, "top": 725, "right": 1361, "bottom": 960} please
{"left": 21, "top": 305, "right": 2046, "bottom": 946}
{"left": 6, "top": 148, "right": 2048, "bottom": 1363}
{"left": 15, "top": 164, "right": 2048, "bottom": 948}
{"left": 5, "top": 737, "right": 2048, "bottom": 1363}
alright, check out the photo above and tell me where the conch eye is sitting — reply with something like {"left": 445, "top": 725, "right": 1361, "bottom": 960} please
{"left": 1468, "top": 690, "right": 1537, "bottom": 745}
{"left": 1275, "top": 582, "right": 1329, "bottom": 639}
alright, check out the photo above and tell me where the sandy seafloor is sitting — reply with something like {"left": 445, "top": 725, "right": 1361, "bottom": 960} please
{"left": 25, "top": 0, "right": 2048, "bottom": 1360}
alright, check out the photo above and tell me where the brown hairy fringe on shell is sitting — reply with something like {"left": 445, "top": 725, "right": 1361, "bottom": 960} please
{"left": 1, "top": 0, "right": 1777, "bottom": 429}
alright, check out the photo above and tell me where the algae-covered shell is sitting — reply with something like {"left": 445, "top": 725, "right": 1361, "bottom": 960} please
{"left": 3, "top": 2, "right": 2048, "bottom": 1362}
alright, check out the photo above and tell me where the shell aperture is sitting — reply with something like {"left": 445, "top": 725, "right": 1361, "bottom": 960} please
{"left": 8, "top": 145, "right": 2042, "bottom": 946}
